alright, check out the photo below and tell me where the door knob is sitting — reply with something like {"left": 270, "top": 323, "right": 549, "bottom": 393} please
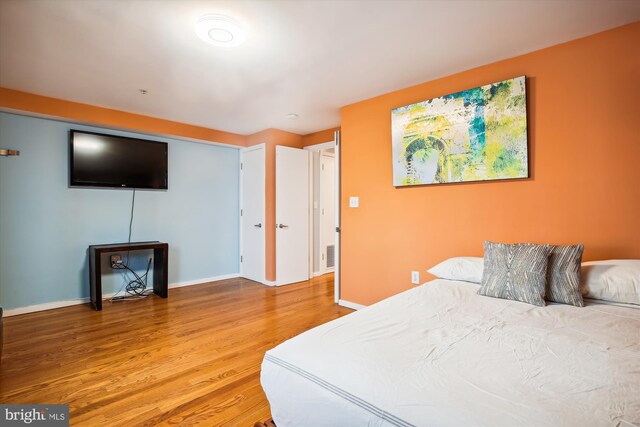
{"left": 277, "top": 224, "right": 289, "bottom": 229}
{"left": 254, "top": 223, "right": 262, "bottom": 228}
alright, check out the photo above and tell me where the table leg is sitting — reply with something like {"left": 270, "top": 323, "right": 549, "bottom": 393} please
{"left": 153, "top": 246, "right": 168, "bottom": 298}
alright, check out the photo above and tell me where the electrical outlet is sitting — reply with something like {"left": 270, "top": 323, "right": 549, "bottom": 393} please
{"left": 110, "top": 254, "right": 122, "bottom": 267}
{"left": 411, "top": 271, "right": 420, "bottom": 285}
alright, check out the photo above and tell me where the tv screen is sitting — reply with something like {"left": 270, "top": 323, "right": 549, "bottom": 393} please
{"left": 69, "top": 130, "right": 168, "bottom": 189}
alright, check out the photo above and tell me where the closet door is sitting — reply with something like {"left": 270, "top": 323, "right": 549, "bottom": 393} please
{"left": 275, "top": 146, "right": 310, "bottom": 286}
{"left": 240, "top": 145, "right": 265, "bottom": 283}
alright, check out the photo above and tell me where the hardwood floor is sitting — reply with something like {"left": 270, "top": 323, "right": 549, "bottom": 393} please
{"left": 0, "top": 274, "right": 352, "bottom": 426}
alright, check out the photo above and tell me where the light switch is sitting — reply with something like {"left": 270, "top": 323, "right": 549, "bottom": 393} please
{"left": 349, "top": 196, "right": 359, "bottom": 208}
{"left": 411, "top": 271, "right": 420, "bottom": 285}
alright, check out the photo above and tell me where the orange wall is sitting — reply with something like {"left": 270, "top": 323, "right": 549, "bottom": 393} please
{"left": 246, "top": 129, "right": 304, "bottom": 281}
{"left": 0, "top": 87, "right": 247, "bottom": 146}
{"left": 340, "top": 23, "right": 640, "bottom": 306}
{"left": 302, "top": 127, "right": 340, "bottom": 147}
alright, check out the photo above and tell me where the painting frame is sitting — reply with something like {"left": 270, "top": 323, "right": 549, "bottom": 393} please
{"left": 391, "top": 76, "right": 528, "bottom": 187}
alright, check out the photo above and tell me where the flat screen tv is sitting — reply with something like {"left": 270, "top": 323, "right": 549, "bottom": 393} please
{"left": 69, "top": 130, "right": 168, "bottom": 189}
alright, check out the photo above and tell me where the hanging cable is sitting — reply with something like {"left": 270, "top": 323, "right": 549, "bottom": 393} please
{"left": 124, "top": 188, "right": 136, "bottom": 266}
{"left": 109, "top": 187, "right": 153, "bottom": 302}
{"left": 128, "top": 188, "right": 136, "bottom": 244}
{"left": 110, "top": 257, "right": 153, "bottom": 301}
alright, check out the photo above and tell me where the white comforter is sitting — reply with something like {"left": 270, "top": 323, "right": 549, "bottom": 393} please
{"left": 261, "top": 279, "right": 640, "bottom": 426}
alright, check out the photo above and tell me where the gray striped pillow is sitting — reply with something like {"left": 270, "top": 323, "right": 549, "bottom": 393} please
{"left": 478, "top": 241, "right": 551, "bottom": 306}
{"left": 546, "top": 244, "right": 584, "bottom": 306}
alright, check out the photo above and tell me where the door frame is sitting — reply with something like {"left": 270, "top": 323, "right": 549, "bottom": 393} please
{"left": 333, "top": 130, "right": 341, "bottom": 304}
{"left": 239, "top": 143, "right": 266, "bottom": 285}
{"left": 304, "top": 141, "right": 334, "bottom": 278}
{"left": 319, "top": 151, "right": 335, "bottom": 275}
{"left": 304, "top": 133, "right": 341, "bottom": 304}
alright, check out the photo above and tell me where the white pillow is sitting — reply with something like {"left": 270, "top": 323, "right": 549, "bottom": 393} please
{"left": 581, "top": 260, "right": 640, "bottom": 305}
{"left": 428, "top": 257, "right": 484, "bottom": 284}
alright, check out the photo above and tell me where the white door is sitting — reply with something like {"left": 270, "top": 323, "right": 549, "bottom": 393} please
{"left": 240, "top": 145, "right": 265, "bottom": 283}
{"left": 276, "top": 145, "right": 310, "bottom": 286}
{"left": 320, "top": 153, "right": 335, "bottom": 273}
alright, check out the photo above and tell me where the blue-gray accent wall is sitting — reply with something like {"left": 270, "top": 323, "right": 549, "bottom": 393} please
{"left": 0, "top": 112, "right": 240, "bottom": 310}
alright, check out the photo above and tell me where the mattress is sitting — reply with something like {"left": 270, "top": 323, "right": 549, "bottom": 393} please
{"left": 261, "top": 279, "right": 640, "bottom": 426}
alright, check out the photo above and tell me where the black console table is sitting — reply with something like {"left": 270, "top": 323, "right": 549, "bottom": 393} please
{"left": 89, "top": 241, "right": 169, "bottom": 311}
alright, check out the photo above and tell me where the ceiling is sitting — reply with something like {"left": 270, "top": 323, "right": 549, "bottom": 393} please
{"left": 1, "top": 0, "right": 638, "bottom": 136}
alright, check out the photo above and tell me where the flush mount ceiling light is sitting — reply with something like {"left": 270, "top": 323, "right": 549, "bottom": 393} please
{"left": 286, "top": 113, "right": 299, "bottom": 119}
{"left": 195, "top": 14, "right": 245, "bottom": 47}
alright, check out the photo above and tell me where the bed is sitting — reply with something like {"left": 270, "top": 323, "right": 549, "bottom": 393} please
{"left": 261, "top": 279, "right": 640, "bottom": 426}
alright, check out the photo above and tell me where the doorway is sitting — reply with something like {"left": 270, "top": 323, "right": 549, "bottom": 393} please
{"left": 318, "top": 150, "right": 335, "bottom": 275}
{"left": 305, "top": 139, "right": 338, "bottom": 288}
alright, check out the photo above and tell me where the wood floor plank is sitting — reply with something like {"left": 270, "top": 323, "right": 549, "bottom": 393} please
{"left": 0, "top": 274, "right": 351, "bottom": 426}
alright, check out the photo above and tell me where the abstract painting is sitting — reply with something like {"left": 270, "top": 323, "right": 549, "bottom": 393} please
{"left": 391, "top": 76, "right": 528, "bottom": 186}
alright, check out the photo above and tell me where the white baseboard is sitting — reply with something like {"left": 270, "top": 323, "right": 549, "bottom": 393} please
{"left": 312, "top": 271, "right": 322, "bottom": 277}
{"left": 4, "top": 299, "right": 92, "bottom": 317}
{"left": 338, "top": 299, "right": 366, "bottom": 310}
{"left": 3, "top": 273, "right": 241, "bottom": 317}
{"left": 236, "top": 276, "right": 275, "bottom": 286}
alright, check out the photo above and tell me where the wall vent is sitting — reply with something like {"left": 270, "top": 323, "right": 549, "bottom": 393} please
{"left": 326, "top": 245, "right": 335, "bottom": 268}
